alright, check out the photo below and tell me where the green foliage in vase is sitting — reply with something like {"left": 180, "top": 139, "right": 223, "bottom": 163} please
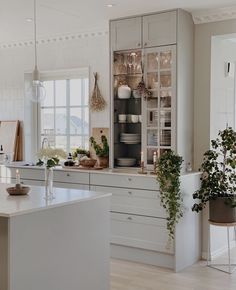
{"left": 72, "top": 148, "right": 90, "bottom": 159}
{"left": 192, "top": 127, "right": 236, "bottom": 212}
{"left": 156, "top": 150, "right": 184, "bottom": 241}
{"left": 90, "top": 135, "right": 109, "bottom": 157}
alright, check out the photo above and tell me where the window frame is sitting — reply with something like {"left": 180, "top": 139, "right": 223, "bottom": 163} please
{"left": 37, "top": 68, "right": 90, "bottom": 152}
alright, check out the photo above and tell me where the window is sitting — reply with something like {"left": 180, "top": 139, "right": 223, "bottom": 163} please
{"left": 39, "top": 70, "right": 89, "bottom": 152}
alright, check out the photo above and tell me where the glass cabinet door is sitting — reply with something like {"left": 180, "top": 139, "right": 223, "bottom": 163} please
{"left": 143, "top": 46, "right": 176, "bottom": 167}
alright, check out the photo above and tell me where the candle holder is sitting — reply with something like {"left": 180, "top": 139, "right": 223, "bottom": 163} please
{"left": 138, "top": 161, "right": 147, "bottom": 174}
{"left": 150, "top": 161, "right": 157, "bottom": 175}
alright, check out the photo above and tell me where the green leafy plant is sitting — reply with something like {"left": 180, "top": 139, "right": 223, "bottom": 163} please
{"left": 90, "top": 135, "right": 109, "bottom": 157}
{"left": 36, "top": 148, "right": 67, "bottom": 169}
{"left": 192, "top": 127, "right": 236, "bottom": 212}
{"left": 72, "top": 148, "right": 90, "bottom": 159}
{"left": 156, "top": 150, "right": 184, "bottom": 241}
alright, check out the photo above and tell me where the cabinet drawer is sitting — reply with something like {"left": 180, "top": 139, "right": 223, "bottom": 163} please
{"left": 90, "top": 173, "right": 158, "bottom": 190}
{"left": 54, "top": 182, "right": 89, "bottom": 190}
{"left": 91, "top": 185, "right": 166, "bottom": 218}
{"left": 111, "top": 213, "right": 173, "bottom": 254}
{"left": 7, "top": 167, "right": 44, "bottom": 180}
{"left": 53, "top": 170, "right": 89, "bottom": 185}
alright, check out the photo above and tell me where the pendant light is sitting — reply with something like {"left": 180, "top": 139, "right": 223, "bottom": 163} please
{"left": 30, "top": 0, "right": 46, "bottom": 102}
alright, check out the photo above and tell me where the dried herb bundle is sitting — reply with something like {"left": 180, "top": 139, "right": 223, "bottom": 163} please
{"left": 136, "top": 76, "right": 152, "bottom": 100}
{"left": 90, "top": 72, "right": 106, "bottom": 112}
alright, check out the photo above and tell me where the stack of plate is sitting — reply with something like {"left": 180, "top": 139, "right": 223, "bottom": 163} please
{"left": 117, "top": 158, "right": 136, "bottom": 167}
{"left": 120, "top": 133, "right": 141, "bottom": 144}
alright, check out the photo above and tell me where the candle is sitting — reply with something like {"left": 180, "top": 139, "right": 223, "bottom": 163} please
{"left": 153, "top": 152, "right": 157, "bottom": 163}
{"left": 141, "top": 151, "right": 144, "bottom": 163}
{"left": 16, "top": 169, "right": 21, "bottom": 185}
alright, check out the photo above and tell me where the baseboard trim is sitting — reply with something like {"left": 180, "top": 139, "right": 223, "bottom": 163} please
{"left": 202, "top": 241, "right": 236, "bottom": 260}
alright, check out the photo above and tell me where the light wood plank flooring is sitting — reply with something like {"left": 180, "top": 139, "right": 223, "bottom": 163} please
{"left": 111, "top": 258, "right": 236, "bottom": 290}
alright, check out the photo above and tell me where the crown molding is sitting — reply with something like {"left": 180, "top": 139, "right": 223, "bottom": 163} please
{"left": 0, "top": 30, "right": 108, "bottom": 50}
{"left": 192, "top": 6, "right": 236, "bottom": 24}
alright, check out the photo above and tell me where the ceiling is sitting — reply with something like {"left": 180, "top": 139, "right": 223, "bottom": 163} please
{"left": 1, "top": 0, "right": 236, "bottom": 44}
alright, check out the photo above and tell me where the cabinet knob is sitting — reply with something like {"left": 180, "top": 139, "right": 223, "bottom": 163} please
{"left": 128, "top": 191, "right": 132, "bottom": 195}
{"left": 137, "top": 43, "right": 141, "bottom": 47}
{"left": 127, "top": 177, "right": 132, "bottom": 182}
{"left": 127, "top": 216, "right": 132, "bottom": 221}
{"left": 144, "top": 42, "right": 147, "bottom": 46}
{"left": 21, "top": 181, "right": 24, "bottom": 184}
{"left": 67, "top": 173, "right": 70, "bottom": 177}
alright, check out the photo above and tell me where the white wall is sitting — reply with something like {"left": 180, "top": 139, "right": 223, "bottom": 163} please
{"left": 0, "top": 33, "right": 109, "bottom": 128}
{"left": 194, "top": 19, "right": 236, "bottom": 258}
{"left": 211, "top": 37, "right": 236, "bottom": 139}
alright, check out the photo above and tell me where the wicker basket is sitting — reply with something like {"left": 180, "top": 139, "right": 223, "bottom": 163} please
{"left": 79, "top": 159, "right": 97, "bottom": 168}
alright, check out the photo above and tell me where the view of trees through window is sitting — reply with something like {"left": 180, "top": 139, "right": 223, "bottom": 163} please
{"left": 40, "top": 78, "right": 89, "bottom": 152}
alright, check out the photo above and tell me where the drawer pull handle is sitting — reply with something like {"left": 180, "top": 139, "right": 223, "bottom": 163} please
{"left": 67, "top": 173, "right": 70, "bottom": 177}
{"left": 128, "top": 191, "right": 132, "bottom": 195}
{"left": 127, "top": 216, "right": 132, "bottom": 221}
{"left": 127, "top": 178, "right": 132, "bottom": 182}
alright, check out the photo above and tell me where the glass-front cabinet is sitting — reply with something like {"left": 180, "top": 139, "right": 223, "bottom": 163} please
{"left": 144, "top": 46, "right": 176, "bottom": 167}
{"left": 111, "top": 46, "right": 176, "bottom": 168}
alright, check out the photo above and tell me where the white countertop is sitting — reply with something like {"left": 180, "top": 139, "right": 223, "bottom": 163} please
{"left": 0, "top": 183, "right": 111, "bottom": 218}
{"left": 3, "top": 162, "right": 200, "bottom": 177}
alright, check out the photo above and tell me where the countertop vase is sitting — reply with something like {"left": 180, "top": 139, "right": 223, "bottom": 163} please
{"left": 45, "top": 167, "right": 54, "bottom": 200}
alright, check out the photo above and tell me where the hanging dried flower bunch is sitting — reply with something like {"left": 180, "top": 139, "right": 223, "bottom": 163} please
{"left": 90, "top": 72, "right": 107, "bottom": 112}
{"left": 136, "top": 76, "right": 152, "bottom": 100}
{"left": 136, "top": 63, "right": 152, "bottom": 100}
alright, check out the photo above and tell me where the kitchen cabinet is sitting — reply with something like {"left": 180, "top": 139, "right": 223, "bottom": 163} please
{"left": 90, "top": 171, "right": 201, "bottom": 271}
{"left": 110, "top": 17, "right": 142, "bottom": 51}
{"left": 1, "top": 166, "right": 201, "bottom": 272}
{"left": 110, "top": 9, "right": 194, "bottom": 169}
{"left": 110, "top": 11, "right": 177, "bottom": 51}
{"left": 143, "top": 11, "right": 177, "bottom": 47}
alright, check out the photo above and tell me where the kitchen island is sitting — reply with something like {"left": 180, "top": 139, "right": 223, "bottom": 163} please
{"left": 0, "top": 183, "right": 111, "bottom": 290}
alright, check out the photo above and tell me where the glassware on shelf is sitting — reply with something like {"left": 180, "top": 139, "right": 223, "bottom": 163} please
{"left": 160, "top": 72, "right": 171, "bottom": 88}
{"left": 147, "top": 52, "right": 159, "bottom": 72}
{"left": 147, "top": 72, "right": 158, "bottom": 89}
{"left": 160, "top": 51, "right": 172, "bottom": 70}
{"left": 160, "top": 90, "right": 171, "bottom": 108}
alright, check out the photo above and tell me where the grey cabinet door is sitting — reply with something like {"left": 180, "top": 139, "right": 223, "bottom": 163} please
{"left": 143, "top": 11, "right": 177, "bottom": 47}
{"left": 110, "top": 17, "right": 142, "bottom": 51}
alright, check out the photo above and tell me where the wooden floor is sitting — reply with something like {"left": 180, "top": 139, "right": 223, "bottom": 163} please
{"left": 111, "top": 258, "right": 236, "bottom": 290}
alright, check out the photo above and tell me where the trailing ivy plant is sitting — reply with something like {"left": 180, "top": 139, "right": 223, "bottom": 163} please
{"left": 192, "top": 127, "right": 236, "bottom": 212}
{"left": 156, "top": 150, "right": 184, "bottom": 241}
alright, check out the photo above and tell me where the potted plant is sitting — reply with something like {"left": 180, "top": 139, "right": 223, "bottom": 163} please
{"left": 90, "top": 135, "right": 109, "bottom": 168}
{"left": 192, "top": 127, "right": 236, "bottom": 223}
{"left": 156, "top": 150, "right": 184, "bottom": 241}
{"left": 72, "top": 148, "right": 90, "bottom": 164}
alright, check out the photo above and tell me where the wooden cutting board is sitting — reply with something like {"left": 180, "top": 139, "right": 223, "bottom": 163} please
{"left": 0, "top": 121, "right": 20, "bottom": 161}
{"left": 90, "top": 128, "right": 109, "bottom": 158}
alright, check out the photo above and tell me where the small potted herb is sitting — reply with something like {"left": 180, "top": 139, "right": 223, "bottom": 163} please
{"left": 90, "top": 135, "right": 109, "bottom": 168}
{"left": 192, "top": 127, "right": 236, "bottom": 222}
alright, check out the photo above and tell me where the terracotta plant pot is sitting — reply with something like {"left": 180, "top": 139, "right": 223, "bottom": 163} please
{"left": 97, "top": 156, "right": 109, "bottom": 168}
{"left": 209, "top": 197, "right": 236, "bottom": 223}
